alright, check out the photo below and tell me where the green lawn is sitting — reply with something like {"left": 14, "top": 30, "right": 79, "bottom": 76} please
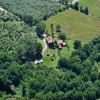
{"left": 45, "top": 9, "right": 100, "bottom": 42}
{"left": 43, "top": 40, "right": 75, "bottom": 68}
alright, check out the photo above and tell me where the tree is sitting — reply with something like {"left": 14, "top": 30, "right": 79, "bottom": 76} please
{"left": 36, "top": 22, "right": 46, "bottom": 35}
{"left": 56, "top": 24, "right": 61, "bottom": 32}
{"left": 58, "top": 57, "right": 71, "bottom": 69}
{"left": 33, "top": 18, "right": 40, "bottom": 25}
{"left": 58, "top": 33, "right": 66, "bottom": 41}
{"left": 83, "top": 87, "right": 96, "bottom": 100}
{"left": 43, "top": 15, "right": 48, "bottom": 21}
{"left": 74, "top": 40, "right": 82, "bottom": 49}
{"left": 22, "top": 15, "right": 33, "bottom": 26}
{"left": 72, "top": 2, "right": 79, "bottom": 10}
{"left": 94, "top": 80, "right": 100, "bottom": 98}
{"left": 35, "top": 92, "right": 45, "bottom": 100}
{"left": 64, "top": 90, "right": 74, "bottom": 100}
{"left": 80, "top": 6, "right": 89, "bottom": 15}
{"left": 95, "top": 53, "right": 100, "bottom": 62}
{"left": 17, "top": 37, "right": 42, "bottom": 62}
{"left": 84, "top": 6, "right": 89, "bottom": 15}
{"left": 60, "top": 0, "right": 68, "bottom": 6}
{"left": 1, "top": 13, "right": 11, "bottom": 22}
{"left": 29, "top": 80, "right": 36, "bottom": 98}
{"left": 22, "top": 84, "right": 26, "bottom": 97}
{"left": 65, "top": 0, "right": 68, "bottom": 6}
{"left": 44, "top": 79, "right": 59, "bottom": 93}
{"left": 72, "top": 91, "right": 83, "bottom": 100}
{"left": 0, "top": 71, "right": 12, "bottom": 93}
{"left": 90, "top": 72, "right": 98, "bottom": 82}
{"left": 45, "top": 92, "right": 57, "bottom": 100}
{"left": 72, "top": 63, "right": 81, "bottom": 74}
{"left": 51, "top": 23, "right": 54, "bottom": 37}
{"left": 25, "top": 41, "right": 42, "bottom": 60}
{"left": 80, "top": 6, "right": 82, "bottom": 12}
{"left": 82, "top": 74, "right": 89, "bottom": 82}
{"left": 7, "top": 62, "right": 22, "bottom": 86}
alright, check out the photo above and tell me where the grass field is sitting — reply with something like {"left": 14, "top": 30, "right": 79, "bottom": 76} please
{"left": 45, "top": 9, "right": 100, "bottom": 42}
{"left": 42, "top": 40, "right": 75, "bottom": 68}
{"left": 44, "top": 6, "right": 100, "bottom": 67}
{"left": 44, "top": 7, "right": 100, "bottom": 67}
{"left": 79, "top": 0, "right": 100, "bottom": 18}
{"left": 42, "top": 39, "right": 87, "bottom": 68}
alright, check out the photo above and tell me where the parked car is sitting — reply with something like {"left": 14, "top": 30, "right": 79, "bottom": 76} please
{"left": 34, "top": 59, "right": 43, "bottom": 65}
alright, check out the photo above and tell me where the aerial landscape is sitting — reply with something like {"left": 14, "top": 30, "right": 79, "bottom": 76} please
{"left": 0, "top": 0, "right": 100, "bottom": 100}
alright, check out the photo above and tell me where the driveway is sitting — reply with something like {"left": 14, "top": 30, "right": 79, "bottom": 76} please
{"left": 42, "top": 38, "right": 48, "bottom": 56}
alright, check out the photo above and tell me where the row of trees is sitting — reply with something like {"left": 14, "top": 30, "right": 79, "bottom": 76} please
{"left": 71, "top": 2, "right": 89, "bottom": 15}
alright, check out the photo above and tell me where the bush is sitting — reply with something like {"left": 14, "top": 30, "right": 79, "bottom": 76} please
{"left": 58, "top": 57, "right": 71, "bottom": 69}
{"left": 22, "top": 15, "right": 33, "bottom": 26}
{"left": 74, "top": 40, "right": 82, "bottom": 49}
{"left": 36, "top": 22, "right": 46, "bottom": 35}
{"left": 58, "top": 33, "right": 66, "bottom": 40}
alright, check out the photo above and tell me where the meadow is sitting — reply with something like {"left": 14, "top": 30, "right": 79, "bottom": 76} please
{"left": 45, "top": 9, "right": 100, "bottom": 42}
{"left": 44, "top": 4, "right": 100, "bottom": 67}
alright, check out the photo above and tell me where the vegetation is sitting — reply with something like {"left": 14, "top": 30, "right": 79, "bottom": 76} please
{"left": 58, "top": 33, "right": 66, "bottom": 40}
{"left": 73, "top": 40, "right": 82, "bottom": 50}
{"left": 0, "top": 11, "right": 34, "bottom": 51}
{"left": 0, "top": 0, "right": 100, "bottom": 100}
{"left": 0, "top": 11, "right": 42, "bottom": 97}
{"left": 36, "top": 22, "right": 46, "bottom": 35}
{"left": 45, "top": 9, "right": 100, "bottom": 42}
{"left": 79, "top": 0, "right": 100, "bottom": 18}
{"left": 1, "top": 36, "right": 100, "bottom": 100}
{"left": 0, "top": 0, "right": 65, "bottom": 25}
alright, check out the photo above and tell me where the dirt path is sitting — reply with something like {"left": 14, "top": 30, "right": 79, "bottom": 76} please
{"left": 42, "top": 38, "right": 48, "bottom": 56}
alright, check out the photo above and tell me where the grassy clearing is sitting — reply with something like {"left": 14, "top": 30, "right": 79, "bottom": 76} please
{"left": 42, "top": 39, "right": 87, "bottom": 68}
{"left": 45, "top": 9, "right": 100, "bottom": 42}
{"left": 43, "top": 40, "right": 74, "bottom": 68}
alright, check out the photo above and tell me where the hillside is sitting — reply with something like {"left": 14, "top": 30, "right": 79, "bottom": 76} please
{"left": 0, "top": 10, "right": 36, "bottom": 52}
{"left": 45, "top": 9, "right": 100, "bottom": 42}
{"left": 0, "top": 0, "right": 100, "bottom": 100}
{"left": 0, "top": 0, "right": 64, "bottom": 24}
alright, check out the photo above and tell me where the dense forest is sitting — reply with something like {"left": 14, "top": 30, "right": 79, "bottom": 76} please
{"left": 0, "top": 0, "right": 100, "bottom": 100}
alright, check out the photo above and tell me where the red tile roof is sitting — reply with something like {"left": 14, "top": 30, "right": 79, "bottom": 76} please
{"left": 57, "top": 40, "right": 64, "bottom": 45}
{"left": 46, "top": 36, "right": 53, "bottom": 44}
